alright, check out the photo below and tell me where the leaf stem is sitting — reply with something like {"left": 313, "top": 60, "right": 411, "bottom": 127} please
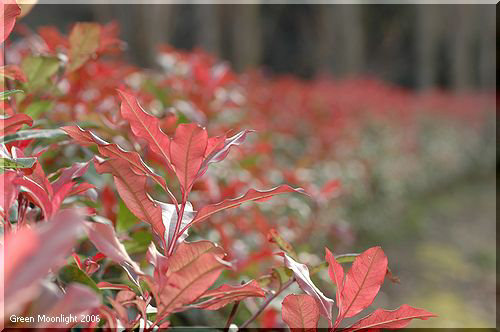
{"left": 239, "top": 277, "right": 295, "bottom": 329}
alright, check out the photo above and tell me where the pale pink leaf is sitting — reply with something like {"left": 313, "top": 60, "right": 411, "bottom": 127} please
{"left": 39, "top": 284, "right": 101, "bottom": 328}
{"left": 284, "top": 254, "right": 334, "bottom": 321}
{"left": 2, "top": 210, "right": 84, "bottom": 315}
{"left": 1, "top": 0, "right": 21, "bottom": 43}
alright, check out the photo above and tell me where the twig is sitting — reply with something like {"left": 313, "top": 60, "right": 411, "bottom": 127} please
{"left": 224, "top": 300, "right": 241, "bottom": 331}
{"left": 239, "top": 277, "right": 295, "bottom": 329}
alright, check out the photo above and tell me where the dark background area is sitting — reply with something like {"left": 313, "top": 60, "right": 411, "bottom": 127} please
{"left": 20, "top": 4, "right": 496, "bottom": 90}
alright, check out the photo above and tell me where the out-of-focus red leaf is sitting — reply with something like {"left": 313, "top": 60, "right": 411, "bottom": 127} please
{"left": 0, "top": 64, "right": 26, "bottom": 82}
{"left": 117, "top": 89, "right": 173, "bottom": 170}
{"left": 190, "top": 185, "right": 306, "bottom": 226}
{"left": 93, "top": 157, "right": 165, "bottom": 241}
{"left": 2, "top": 210, "right": 84, "bottom": 317}
{"left": 319, "top": 179, "right": 341, "bottom": 201}
{"left": 268, "top": 228, "right": 297, "bottom": 259}
{"left": 282, "top": 294, "right": 320, "bottom": 332}
{"left": 39, "top": 284, "right": 101, "bottom": 328}
{"left": 345, "top": 304, "right": 437, "bottom": 331}
{"left": 101, "top": 186, "right": 117, "bottom": 225}
{"left": 283, "top": 254, "right": 334, "bottom": 321}
{"left": 325, "top": 248, "right": 344, "bottom": 307}
{"left": 62, "top": 125, "right": 167, "bottom": 190}
{"left": 169, "top": 123, "right": 208, "bottom": 196}
{"left": 192, "top": 280, "right": 265, "bottom": 310}
{"left": 336, "top": 246, "right": 388, "bottom": 325}
{"left": 260, "top": 308, "right": 279, "bottom": 328}
{"left": 84, "top": 220, "right": 143, "bottom": 277}
{"left": 68, "top": 22, "right": 101, "bottom": 72}
{"left": 1, "top": 0, "right": 21, "bottom": 43}
{"left": 38, "top": 25, "right": 68, "bottom": 51}
{"left": 151, "top": 241, "right": 229, "bottom": 318}
{"left": 1, "top": 113, "right": 33, "bottom": 136}
{"left": 0, "top": 171, "right": 20, "bottom": 216}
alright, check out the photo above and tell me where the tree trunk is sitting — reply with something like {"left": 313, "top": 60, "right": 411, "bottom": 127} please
{"left": 416, "top": 5, "right": 440, "bottom": 90}
{"left": 231, "top": 4, "right": 262, "bottom": 71}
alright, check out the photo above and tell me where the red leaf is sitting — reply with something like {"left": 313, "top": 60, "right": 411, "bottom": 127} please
{"left": 13, "top": 176, "right": 52, "bottom": 219}
{"left": 151, "top": 241, "right": 230, "bottom": 318}
{"left": 93, "top": 157, "right": 165, "bottom": 242}
{"left": 62, "top": 125, "right": 168, "bottom": 191}
{"left": 325, "top": 248, "right": 344, "bottom": 307}
{"left": 190, "top": 185, "right": 305, "bottom": 226}
{"left": 1, "top": 0, "right": 21, "bottom": 43}
{"left": 1, "top": 171, "right": 20, "bottom": 215}
{"left": 117, "top": 90, "right": 173, "bottom": 170}
{"left": 284, "top": 254, "right": 334, "bottom": 321}
{"left": 197, "top": 129, "right": 253, "bottom": 177}
{"left": 336, "top": 247, "right": 388, "bottom": 325}
{"left": 84, "top": 220, "right": 143, "bottom": 277}
{"left": 192, "top": 280, "right": 265, "bottom": 310}
{"left": 51, "top": 161, "right": 90, "bottom": 193}
{"left": 0, "top": 64, "right": 27, "bottom": 82}
{"left": 1, "top": 113, "right": 33, "bottom": 136}
{"left": 345, "top": 304, "right": 437, "bottom": 331}
{"left": 282, "top": 294, "right": 320, "bottom": 332}
{"left": 169, "top": 123, "right": 208, "bottom": 196}
{"left": 97, "top": 282, "right": 134, "bottom": 292}
{"left": 2, "top": 210, "right": 84, "bottom": 315}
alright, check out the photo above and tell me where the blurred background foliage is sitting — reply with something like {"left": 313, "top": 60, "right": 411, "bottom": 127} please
{"left": 7, "top": 3, "right": 496, "bottom": 328}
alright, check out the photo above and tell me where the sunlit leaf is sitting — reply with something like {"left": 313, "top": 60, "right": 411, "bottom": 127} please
{"left": 282, "top": 294, "right": 320, "bottom": 332}
{"left": 345, "top": 304, "right": 437, "bottom": 331}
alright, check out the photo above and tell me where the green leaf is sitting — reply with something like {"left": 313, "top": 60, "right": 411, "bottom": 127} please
{"left": 21, "top": 56, "right": 60, "bottom": 92}
{"left": 23, "top": 100, "right": 53, "bottom": 120}
{"left": 58, "top": 264, "right": 101, "bottom": 295}
{"left": 0, "top": 157, "right": 36, "bottom": 170}
{"left": 0, "top": 90, "right": 23, "bottom": 101}
{"left": 310, "top": 253, "right": 359, "bottom": 276}
{"left": 124, "top": 230, "right": 153, "bottom": 254}
{"left": 116, "top": 199, "right": 139, "bottom": 232}
{"left": 68, "top": 23, "right": 101, "bottom": 72}
{"left": 1, "top": 129, "right": 66, "bottom": 144}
